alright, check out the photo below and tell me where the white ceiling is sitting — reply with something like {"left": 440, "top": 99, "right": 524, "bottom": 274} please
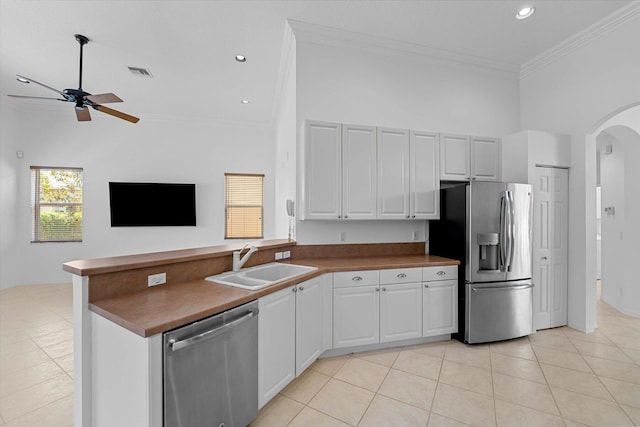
{"left": 0, "top": 0, "right": 633, "bottom": 126}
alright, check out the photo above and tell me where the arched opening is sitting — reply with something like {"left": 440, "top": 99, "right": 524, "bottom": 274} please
{"left": 593, "top": 105, "right": 640, "bottom": 318}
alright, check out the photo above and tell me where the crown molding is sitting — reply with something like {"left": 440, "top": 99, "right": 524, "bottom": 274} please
{"left": 521, "top": 1, "right": 640, "bottom": 78}
{"left": 287, "top": 19, "right": 519, "bottom": 76}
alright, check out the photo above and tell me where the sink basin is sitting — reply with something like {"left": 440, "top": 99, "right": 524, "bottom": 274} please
{"left": 205, "top": 262, "right": 317, "bottom": 290}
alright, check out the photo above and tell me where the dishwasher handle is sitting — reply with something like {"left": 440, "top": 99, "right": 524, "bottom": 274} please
{"left": 168, "top": 308, "right": 259, "bottom": 352}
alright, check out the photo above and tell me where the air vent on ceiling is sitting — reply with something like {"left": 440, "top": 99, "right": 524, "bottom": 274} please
{"left": 128, "top": 67, "right": 153, "bottom": 78}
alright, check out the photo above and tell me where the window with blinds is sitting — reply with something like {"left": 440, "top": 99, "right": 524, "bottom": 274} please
{"left": 31, "top": 166, "right": 83, "bottom": 243}
{"left": 225, "top": 173, "right": 264, "bottom": 239}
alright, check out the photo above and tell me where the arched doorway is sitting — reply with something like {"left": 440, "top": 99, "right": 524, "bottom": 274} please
{"left": 592, "top": 105, "right": 640, "bottom": 318}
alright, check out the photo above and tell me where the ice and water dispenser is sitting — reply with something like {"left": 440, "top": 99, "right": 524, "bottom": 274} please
{"left": 477, "top": 233, "right": 499, "bottom": 271}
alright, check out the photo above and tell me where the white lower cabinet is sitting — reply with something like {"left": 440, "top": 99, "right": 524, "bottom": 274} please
{"left": 380, "top": 282, "right": 422, "bottom": 342}
{"left": 295, "top": 276, "right": 323, "bottom": 375}
{"left": 258, "top": 285, "right": 296, "bottom": 408}
{"left": 333, "top": 285, "right": 380, "bottom": 348}
{"left": 422, "top": 266, "right": 458, "bottom": 337}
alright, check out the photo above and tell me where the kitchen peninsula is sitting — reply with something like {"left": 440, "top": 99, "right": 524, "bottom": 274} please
{"left": 64, "top": 240, "right": 458, "bottom": 427}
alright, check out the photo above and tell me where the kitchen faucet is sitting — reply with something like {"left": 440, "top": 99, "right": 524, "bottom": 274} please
{"left": 232, "top": 244, "right": 258, "bottom": 272}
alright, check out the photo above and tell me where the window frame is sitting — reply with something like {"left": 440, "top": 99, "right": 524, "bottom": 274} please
{"left": 224, "top": 172, "right": 264, "bottom": 240}
{"left": 31, "top": 166, "right": 83, "bottom": 243}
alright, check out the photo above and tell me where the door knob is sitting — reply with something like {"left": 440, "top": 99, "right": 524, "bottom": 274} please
{"left": 541, "top": 256, "right": 548, "bottom": 260}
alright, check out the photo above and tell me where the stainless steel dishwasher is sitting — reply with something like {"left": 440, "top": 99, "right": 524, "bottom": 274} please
{"left": 163, "top": 300, "right": 259, "bottom": 427}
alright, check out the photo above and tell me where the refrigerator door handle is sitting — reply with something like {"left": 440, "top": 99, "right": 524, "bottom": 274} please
{"left": 506, "top": 190, "right": 515, "bottom": 272}
{"left": 499, "top": 192, "right": 508, "bottom": 271}
{"left": 471, "top": 284, "right": 534, "bottom": 292}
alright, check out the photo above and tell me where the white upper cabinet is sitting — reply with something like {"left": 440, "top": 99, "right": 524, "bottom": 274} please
{"left": 377, "top": 127, "right": 410, "bottom": 219}
{"left": 440, "top": 133, "right": 501, "bottom": 182}
{"left": 471, "top": 136, "right": 501, "bottom": 181}
{"left": 410, "top": 131, "right": 440, "bottom": 219}
{"left": 440, "top": 133, "right": 470, "bottom": 181}
{"left": 342, "top": 124, "right": 377, "bottom": 219}
{"left": 304, "top": 121, "right": 342, "bottom": 219}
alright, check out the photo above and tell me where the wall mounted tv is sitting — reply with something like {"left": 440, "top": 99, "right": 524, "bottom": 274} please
{"left": 109, "top": 182, "right": 196, "bottom": 227}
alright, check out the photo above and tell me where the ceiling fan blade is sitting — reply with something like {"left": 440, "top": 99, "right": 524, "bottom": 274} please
{"left": 85, "top": 93, "right": 123, "bottom": 104}
{"left": 75, "top": 107, "right": 91, "bottom": 122}
{"left": 16, "top": 75, "right": 69, "bottom": 99}
{"left": 7, "top": 94, "right": 68, "bottom": 101}
{"left": 93, "top": 105, "right": 139, "bottom": 123}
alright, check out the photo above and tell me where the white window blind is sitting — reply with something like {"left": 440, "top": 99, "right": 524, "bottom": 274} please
{"left": 225, "top": 173, "right": 264, "bottom": 239}
{"left": 31, "top": 166, "right": 83, "bottom": 243}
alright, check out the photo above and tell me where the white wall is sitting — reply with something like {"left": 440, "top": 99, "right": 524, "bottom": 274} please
{"left": 273, "top": 24, "right": 297, "bottom": 240}
{"left": 0, "top": 96, "right": 21, "bottom": 288}
{"left": 0, "top": 108, "right": 276, "bottom": 289}
{"left": 519, "top": 10, "right": 640, "bottom": 331}
{"left": 502, "top": 130, "right": 570, "bottom": 183}
{"left": 295, "top": 41, "right": 520, "bottom": 244}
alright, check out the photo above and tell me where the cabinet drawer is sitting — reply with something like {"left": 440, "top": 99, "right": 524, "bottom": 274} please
{"left": 380, "top": 267, "right": 422, "bottom": 285}
{"left": 423, "top": 265, "right": 458, "bottom": 282}
{"left": 333, "top": 270, "right": 379, "bottom": 288}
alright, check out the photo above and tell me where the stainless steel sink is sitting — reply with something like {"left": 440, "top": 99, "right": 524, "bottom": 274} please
{"left": 205, "top": 262, "right": 317, "bottom": 290}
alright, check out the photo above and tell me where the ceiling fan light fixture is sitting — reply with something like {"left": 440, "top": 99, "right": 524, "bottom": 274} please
{"left": 16, "top": 76, "right": 30, "bottom": 83}
{"left": 516, "top": 6, "right": 535, "bottom": 20}
{"left": 235, "top": 55, "right": 247, "bottom": 63}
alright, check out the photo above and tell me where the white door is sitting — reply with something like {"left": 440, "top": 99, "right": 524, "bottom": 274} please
{"left": 258, "top": 286, "right": 296, "bottom": 408}
{"left": 304, "top": 121, "right": 342, "bottom": 219}
{"left": 380, "top": 282, "right": 422, "bottom": 342}
{"left": 411, "top": 131, "right": 439, "bottom": 219}
{"left": 333, "top": 285, "right": 380, "bottom": 348}
{"left": 440, "top": 133, "right": 470, "bottom": 181}
{"left": 342, "top": 124, "right": 377, "bottom": 219}
{"left": 377, "top": 127, "right": 410, "bottom": 219}
{"left": 423, "top": 280, "right": 458, "bottom": 336}
{"left": 471, "top": 136, "right": 501, "bottom": 181}
{"left": 533, "top": 167, "right": 569, "bottom": 330}
{"left": 295, "top": 277, "right": 323, "bottom": 376}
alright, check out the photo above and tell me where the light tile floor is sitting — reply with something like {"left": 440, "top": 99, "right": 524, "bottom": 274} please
{"left": 1, "top": 282, "right": 639, "bottom": 426}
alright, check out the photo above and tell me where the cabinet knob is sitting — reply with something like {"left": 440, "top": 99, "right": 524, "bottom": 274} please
{"left": 406, "top": 215, "right": 410, "bottom": 219}
{"left": 382, "top": 287, "right": 387, "bottom": 292}
{"left": 292, "top": 287, "right": 297, "bottom": 292}
{"left": 541, "top": 256, "right": 548, "bottom": 260}
{"left": 412, "top": 215, "right": 416, "bottom": 218}
{"left": 437, "top": 271, "right": 446, "bottom": 276}
{"left": 352, "top": 276, "right": 363, "bottom": 281}
{"left": 397, "top": 273, "right": 407, "bottom": 278}
{"left": 424, "top": 284, "right": 429, "bottom": 288}
{"left": 345, "top": 215, "right": 348, "bottom": 219}
{"left": 375, "top": 287, "right": 380, "bottom": 292}
{"left": 299, "top": 286, "right": 304, "bottom": 291}
{"left": 338, "top": 215, "right": 342, "bottom": 219}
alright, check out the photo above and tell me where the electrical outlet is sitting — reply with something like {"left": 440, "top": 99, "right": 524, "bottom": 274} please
{"left": 412, "top": 231, "right": 418, "bottom": 241}
{"left": 339, "top": 231, "right": 346, "bottom": 242}
{"left": 148, "top": 272, "right": 166, "bottom": 287}
{"left": 283, "top": 251, "right": 291, "bottom": 259}
{"left": 275, "top": 252, "right": 283, "bottom": 260}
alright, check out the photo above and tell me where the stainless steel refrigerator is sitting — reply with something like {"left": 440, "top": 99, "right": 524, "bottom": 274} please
{"left": 430, "top": 182, "right": 534, "bottom": 344}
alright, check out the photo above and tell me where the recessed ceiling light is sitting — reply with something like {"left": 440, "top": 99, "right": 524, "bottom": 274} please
{"left": 516, "top": 6, "right": 535, "bottom": 20}
{"left": 241, "top": 99, "right": 250, "bottom": 104}
{"left": 235, "top": 55, "right": 247, "bottom": 63}
{"left": 16, "top": 76, "right": 30, "bottom": 83}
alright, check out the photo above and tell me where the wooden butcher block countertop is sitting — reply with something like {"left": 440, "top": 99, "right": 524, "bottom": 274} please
{"left": 89, "top": 254, "right": 459, "bottom": 338}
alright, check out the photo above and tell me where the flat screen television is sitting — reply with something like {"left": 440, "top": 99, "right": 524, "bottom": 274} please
{"left": 109, "top": 182, "right": 196, "bottom": 227}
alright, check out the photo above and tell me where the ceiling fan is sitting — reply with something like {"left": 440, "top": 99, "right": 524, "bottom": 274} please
{"left": 7, "top": 34, "right": 139, "bottom": 123}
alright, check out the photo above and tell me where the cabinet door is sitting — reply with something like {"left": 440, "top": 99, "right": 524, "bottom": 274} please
{"left": 440, "top": 133, "right": 470, "bottom": 181}
{"left": 380, "top": 283, "right": 422, "bottom": 343}
{"left": 304, "top": 121, "right": 342, "bottom": 219}
{"left": 295, "top": 277, "right": 323, "bottom": 376}
{"left": 410, "top": 131, "right": 439, "bottom": 219}
{"left": 423, "top": 279, "right": 458, "bottom": 336}
{"left": 377, "top": 127, "right": 410, "bottom": 219}
{"left": 333, "top": 285, "right": 379, "bottom": 348}
{"left": 471, "top": 136, "right": 501, "bottom": 181}
{"left": 342, "top": 124, "right": 377, "bottom": 219}
{"left": 258, "top": 286, "right": 296, "bottom": 408}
